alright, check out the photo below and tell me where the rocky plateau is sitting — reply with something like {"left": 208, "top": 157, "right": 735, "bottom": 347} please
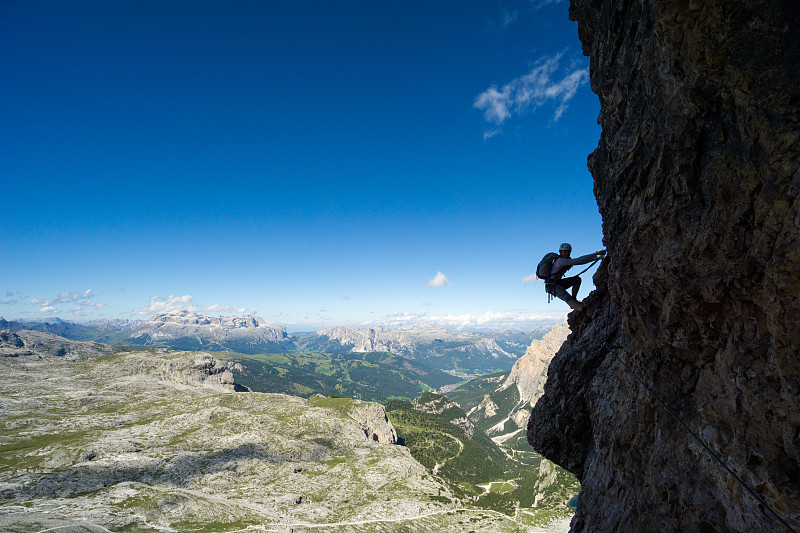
{"left": 0, "top": 331, "right": 560, "bottom": 532}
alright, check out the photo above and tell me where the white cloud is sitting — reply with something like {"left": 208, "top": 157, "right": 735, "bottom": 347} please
{"left": 483, "top": 128, "right": 502, "bottom": 140}
{"left": 522, "top": 273, "right": 541, "bottom": 286}
{"left": 530, "top": 0, "right": 565, "bottom": 8}
{"left": 137, "top": 294, "right": 194, "bottom": 315}
{"left": 24, "top": 289, "right": 102, "bottom": 315}
{"left": 474, "top": 52, "right": 589, "bottom": 128}
{"left": 342, "top": 294, "right": 351, "bottom": 300}
{"left": 203, "top": 303, "right": 235, "bottom": 313}
{"left": 426, "top": 271, "right": 451, "bottom": 288}
{"left": 363, "top": 310, "right": 565, "bottom": 330}
{"left": 134, "top": 296, "right": 255, "bottom": 317}
{"left": 474, "top": 86, "right": 511, "bottom": 124}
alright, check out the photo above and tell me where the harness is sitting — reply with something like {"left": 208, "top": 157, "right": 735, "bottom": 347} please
{"left": 545, "top": 258, "right": 600, "bottom": 303}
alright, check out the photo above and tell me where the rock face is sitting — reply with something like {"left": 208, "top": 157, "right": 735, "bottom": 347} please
{"left": 311, "top": 324, "right": 534, "bottom": 371}
{"left": 129, "top": 310, "right": 291, "bottom": 351}
{"left": 158, "top": 353, "right": 238, "bottom": 392}
{"left": 456, "top": 322, "right": 569, "bottom": 441}
{"left": 346, "top": 401, "right": 399, "bottom": 444}
{"left": 528, "top": 1, "right": 799, "bottom": 532}
{"left": 504, "top": 321, "right": 570, "bottom": 404}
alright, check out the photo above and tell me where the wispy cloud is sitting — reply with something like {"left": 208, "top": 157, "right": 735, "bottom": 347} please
{"left": 134, "top": 295, "right": 253, "bottom": 316}
{"left": 342, "top": 294, "right": 351, "bottom": 300}
{"left": 362, "top": 310, "right": 565, "bottom": 330}
{"left": 530, "top": 0, "right": 565, "bottom": 9}
{"left": 204, "top": 303, "right": 238, "bottom": 313}
{"left": 22, "top": 289, "right": 104, "bottom": 315}
{"left": 474, "top": 52, "right": 589, "bottom": 132}
{"left": 500, "top": 8, "right": 518, "bottom": 27}
{"left": 491, "top": 1, "right": 566, "bottom": 32}
{"left": 483, "top": 128, "right": 502, "bottom": 140}
{"left": 426, "top": 271, "right": 451, "bottom": 288}
{"left": 0, "top": 291, "right": 21, "bottom": 305}
{"left": 522, "top": 273, "right": 541, "bottom": 286}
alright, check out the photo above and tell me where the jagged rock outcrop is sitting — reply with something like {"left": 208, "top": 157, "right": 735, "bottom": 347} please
{"left": 504, "top": 321, "right": 570, "bottom": 403}
{"left": 346, "top": 401, "right": 399, "bottom": 444}
{"left": 529, "top": 1, "right": 799, "bottom": 532}
{"left": 159, "top": 353, "right": 238, "bottom": 392}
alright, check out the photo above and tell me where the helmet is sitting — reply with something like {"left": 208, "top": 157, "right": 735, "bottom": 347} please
{"left": 559, "top": 243, "right": 572, "bottom": 253}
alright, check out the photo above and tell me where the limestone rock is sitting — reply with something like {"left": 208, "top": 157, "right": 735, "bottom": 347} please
{"left": 159, "top": 353, "right": 238, "bottom": 392}
{"left": 314, "top": 324, "right": 522, "bottom": 364}
{"left": 504, "top": 321, "right": 570, "bottom": 404}
{"left": 529, "top": 1, "right": 800, "bottom": 531}
{"left": 133, "top": 310, "right": 289, "bottom": 345}
{"left": 346, "top": 401, "right": 398, "bottom": 444}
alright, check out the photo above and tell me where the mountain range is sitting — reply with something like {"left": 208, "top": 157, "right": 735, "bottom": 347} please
{"left": 0, "top": 311, "right": 551, "bottom": 373}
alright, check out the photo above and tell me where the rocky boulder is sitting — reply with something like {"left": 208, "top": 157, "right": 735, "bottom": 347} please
{"left": 347, "top": 401, "right": 398, "bottom": 444}
{"left": 159, "top": 353, "right": 238, "bottom": 392}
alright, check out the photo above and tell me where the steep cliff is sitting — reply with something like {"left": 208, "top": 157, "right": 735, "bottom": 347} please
{"left": 528, "top": 1, "right": 799, "bottom": 532}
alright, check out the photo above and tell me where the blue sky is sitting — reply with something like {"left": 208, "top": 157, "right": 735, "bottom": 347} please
{"left": 1, "top": 0, "right": 602, "bottom": 331}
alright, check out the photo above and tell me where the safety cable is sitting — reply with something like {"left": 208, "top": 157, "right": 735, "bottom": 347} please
{"left": 575, "top": 258, "right": 600, "bottom": 277}
{"left": 601, "top": 297, "right": 796, "bottom": 533}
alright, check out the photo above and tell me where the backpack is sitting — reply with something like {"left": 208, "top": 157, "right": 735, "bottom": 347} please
{"left": 536, "top": 252, "right": 559, "bottom": 281}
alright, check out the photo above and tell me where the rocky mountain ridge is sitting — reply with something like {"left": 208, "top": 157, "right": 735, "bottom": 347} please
{"left": 0, "top": 331, "right": 547, "bottom": 532}
{"left": 0, "top": 329, "right": 120, "bottom": 359}
{"left": 528, "top": 1, "right": 799, "bottom": 531}
{"left": 310, "top": 324, "right": 541, "bottom": 371}
{"left": 1, "top": 313, "right": 548, "bottom": 373}
{"left": 131, "top": 310, "right": 290, "bottom": 343}
{"left": 452, "top": 322, "right": 570, "bottom": 445}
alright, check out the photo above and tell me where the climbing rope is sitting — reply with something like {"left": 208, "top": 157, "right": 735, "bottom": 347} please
{"left": 601, "top": 297, "right": 796, "bottom": 533}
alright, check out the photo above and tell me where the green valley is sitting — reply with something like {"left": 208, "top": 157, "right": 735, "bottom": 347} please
{"left": 217, "top": 350, "right": 462, "bottom": 403}
{"left": 385, "top": 392, "right": 579, "bottom": 528}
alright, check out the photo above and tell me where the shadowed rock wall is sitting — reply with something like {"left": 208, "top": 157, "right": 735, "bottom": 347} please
{"left": 528, "top": 1, "right": 799, "bottom": 531}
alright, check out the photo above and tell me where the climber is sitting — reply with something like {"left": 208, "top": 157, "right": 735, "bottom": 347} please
{"left": 545, "top": 243, "right": 605, "bottom": 312}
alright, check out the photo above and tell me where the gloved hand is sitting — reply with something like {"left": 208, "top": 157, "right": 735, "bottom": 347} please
{"left": 596, "top": 249, "right": 607, "bottom": 258}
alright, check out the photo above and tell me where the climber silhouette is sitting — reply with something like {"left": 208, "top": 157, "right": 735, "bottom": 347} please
{"left": 545, "top": 243, "right": 605, "bottom": 312}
